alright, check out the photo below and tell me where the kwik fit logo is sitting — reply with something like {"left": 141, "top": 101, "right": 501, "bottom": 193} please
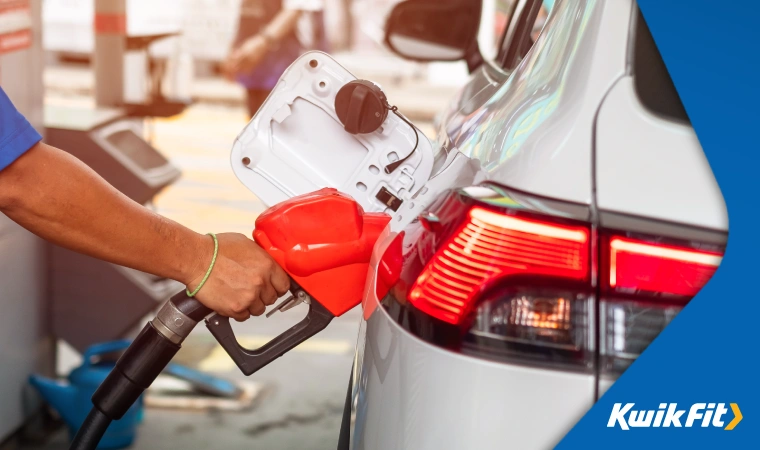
{"left": 607, "top": 403, "right": 742, "bottom": 430}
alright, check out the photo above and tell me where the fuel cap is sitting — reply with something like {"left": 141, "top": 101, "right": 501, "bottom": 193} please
{"left": 335, "top": 80, "right": 389, "bottom": 134}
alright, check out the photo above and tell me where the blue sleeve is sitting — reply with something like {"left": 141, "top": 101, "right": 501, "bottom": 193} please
{"left": 0, "top": 86, "right": 43, "bottom": 172}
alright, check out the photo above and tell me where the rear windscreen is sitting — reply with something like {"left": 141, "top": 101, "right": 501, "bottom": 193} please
{"left": 633, "top": 9, "right": 690, "bottom": 123}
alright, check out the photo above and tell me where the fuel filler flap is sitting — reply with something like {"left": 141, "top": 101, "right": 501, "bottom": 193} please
{"left": 230, "top": 51, "right": 435, "bottom": 216}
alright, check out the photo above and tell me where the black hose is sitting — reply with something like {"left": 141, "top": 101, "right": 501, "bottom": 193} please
{"left": 68, "top": 294, "right": 205, "bottom": 450}
{"left": 69, "top": 408, "right": 112, "bottom": 450}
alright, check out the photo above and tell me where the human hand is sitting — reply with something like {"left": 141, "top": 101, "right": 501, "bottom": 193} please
{"left": 222, "top": 35, "right": 270, "bottom": 80}
{"left": 185, "top": 233, "right": 290, "bottom": 321}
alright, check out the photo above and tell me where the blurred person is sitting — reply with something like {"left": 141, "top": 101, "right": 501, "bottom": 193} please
{"left": 222, "top": 0, "right": 325, "bottom": 117}
{"left": 0, "top": 87, "right": 289, "bottom": 322}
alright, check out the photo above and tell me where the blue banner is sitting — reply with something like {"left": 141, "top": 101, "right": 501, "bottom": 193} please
{"left": 559, "top": 1, "right": 758, "bottom": 447}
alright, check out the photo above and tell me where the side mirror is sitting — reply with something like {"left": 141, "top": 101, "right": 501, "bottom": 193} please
{"left": 384, "top": 0, "right": 484, "bottom": 72}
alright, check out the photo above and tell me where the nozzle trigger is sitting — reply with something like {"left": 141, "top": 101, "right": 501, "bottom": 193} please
{"left": 205, "top": 284, "right": 334, "bottom": 376}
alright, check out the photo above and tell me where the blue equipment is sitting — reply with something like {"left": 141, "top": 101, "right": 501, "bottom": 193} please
{"left": 29, "top": 340, "right": 143, "bottom": 449}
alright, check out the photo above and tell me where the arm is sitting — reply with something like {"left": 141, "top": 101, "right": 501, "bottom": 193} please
{"left": 262, "top": 8, "right": 302, "bottom": 42}
{"left": 0, "top": 142, "right": 289, "bottom": 321}
{"left": 223, "top": 8, "right": 303, "bottom": 78}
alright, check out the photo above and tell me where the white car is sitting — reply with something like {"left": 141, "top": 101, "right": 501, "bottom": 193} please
{"left": 228, "top": 0, "right": 727, "bottom": 448}
{"left": 339, "top": 0, "right": 727, "bottom": 448}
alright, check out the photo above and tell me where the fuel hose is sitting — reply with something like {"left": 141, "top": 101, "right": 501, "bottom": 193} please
{"left": 69, "top": 408, "right": 111, "bottom": 450}
{"left": 69, "top": 293, "right": 211, "bottom": 450}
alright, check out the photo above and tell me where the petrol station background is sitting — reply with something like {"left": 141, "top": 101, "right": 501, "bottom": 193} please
{"left": 0, "top": 0, "right": 753, "bottom": 449}
{"left": 1, "top": 1, "right": 467, "bottom": 448}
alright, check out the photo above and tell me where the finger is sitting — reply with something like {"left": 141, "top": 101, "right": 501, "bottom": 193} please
{"left": 222, "top": 57, "right": 237, "bottom": 73}
{"left": 224, "top": 68, "right": 238, "bottom": 81}
{"left": 237, "top": 60, "right": 254, "bottom": 74}
{"left": 249, "top": 300, "right": 266, "bottom": 317}
{"left": 229, "top": 61, "right": 242, "bottom": 76}
{"left": 222, "top": 63, "right": 235, "bottom": 79}
{"left": 232, "top": 310, "right": 251, "bottom": 322}
{"left": 260, "top": 282, "right": 278, "bottom": 307}
{"left": 271, "top": 266, "right": 291, "bottom": 296}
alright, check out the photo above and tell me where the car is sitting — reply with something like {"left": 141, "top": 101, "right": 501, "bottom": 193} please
{"left": 336, "top": 0, "right": 728, "bottom": 448}
{"left": 227, "top": 0, "right": 727, "bottom": 448}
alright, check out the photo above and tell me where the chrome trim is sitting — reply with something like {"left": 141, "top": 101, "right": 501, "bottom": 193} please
{"left": 599, "top": 210, "right": 728, "bottom": 245}
{"left": 151, "top": 300, "right": 199, "bottom": 344}
{"left": 458, "top": 182, "right": 592, "bottom": 221}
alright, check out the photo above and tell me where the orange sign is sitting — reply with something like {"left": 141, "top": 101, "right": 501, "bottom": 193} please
{"left": 0, "top": 0, "right": 31, "bottom": 55}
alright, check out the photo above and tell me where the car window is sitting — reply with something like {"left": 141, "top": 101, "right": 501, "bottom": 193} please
{"left": 494, "top": 1, "right": 516, "bottom": 35}
{"left": 496, "top": 0, "right": 554, "bottom": 71}
{"left": 633, "top": 9, "right": 690, "bottom": 123}
{"left": 485, "top": 0, "right": 519, "bottom": 61}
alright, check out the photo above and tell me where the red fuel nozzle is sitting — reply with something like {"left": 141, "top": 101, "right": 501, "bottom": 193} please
{"left": 70, "top": 190, "right": 390, "bottom": 447}
{"left": 253, "top": 188, "right": 391, "bottom": 316}
{"left": 205, "top": 188, "right": 390, "bottom": 375}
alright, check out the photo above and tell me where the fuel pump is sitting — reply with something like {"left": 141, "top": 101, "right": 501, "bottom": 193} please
{"left": 70, "top": 188, "right": 390, "bottom": 450}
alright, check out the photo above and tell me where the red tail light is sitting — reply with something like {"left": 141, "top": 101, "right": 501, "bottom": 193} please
{"left": 379, "top": 185, "right": 725, "bottom": 375}
{"left": 608, "top": 237, "right": 722, "bottom": 297}
{"left": 600, "top": 234, "right": 724, "bottom": 377}
{"left": 408, "top": 207, "right": 590, "bottom": 325}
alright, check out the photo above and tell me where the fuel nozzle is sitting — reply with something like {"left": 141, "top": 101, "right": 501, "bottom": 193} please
{"left": 205, "top": 188, "right": 390, "bottom": 377}
{"left": 206, "top": 280, "right": 334, "bottom": 375}
{"left": 71, "top": 188, "right": 389, "bottom": 449}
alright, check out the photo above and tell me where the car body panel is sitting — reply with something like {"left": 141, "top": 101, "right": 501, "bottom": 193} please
{"left": 349, "top": 2, "right": 639, "bottom": 448}
{"left": 351, "top": 230, "right": 595, "bottom": 450}
{"left": 442, "top": 0, "right": 630, "bottom": 206}
{"left": 595, "top": 77, "right": 728, "bottom": 231}
{"left": 352, "top": 307, "right": 595, "bottom": 450}
{"left": 341, "top": 0, "right": 733, "bottom": 447}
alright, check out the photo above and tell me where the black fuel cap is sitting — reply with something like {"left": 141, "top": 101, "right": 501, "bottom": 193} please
{"left": 335, "top": 80, "right": 389, "bottom": 134}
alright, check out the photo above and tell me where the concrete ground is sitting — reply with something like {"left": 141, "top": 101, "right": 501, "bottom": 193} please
{"left": 25, "top": 307, "right": 359, "bottom": 450}
{"left": 138, "top": 306, "right": 359, "bottom": 450}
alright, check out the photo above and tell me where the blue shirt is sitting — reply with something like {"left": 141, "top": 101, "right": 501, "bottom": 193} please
{"left": 0, "top": 86, "right": 42, "bottom": 171}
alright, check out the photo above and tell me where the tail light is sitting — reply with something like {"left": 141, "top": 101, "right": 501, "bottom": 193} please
{"left": 600, "top": 234, "right": 723, "bottom": 377}
{"left": 379, "top": 184, "right": 725, "bottom": 375}
{"left": 408, "top": 207, "right": 589, "bottom": 325}
{"left": 382, "top": 186, "right": 595, "bottom": 370}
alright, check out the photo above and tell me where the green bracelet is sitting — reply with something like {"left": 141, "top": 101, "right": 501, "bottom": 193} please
{"left": 186, "top": 233, "right": 218, "bottom": 297}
